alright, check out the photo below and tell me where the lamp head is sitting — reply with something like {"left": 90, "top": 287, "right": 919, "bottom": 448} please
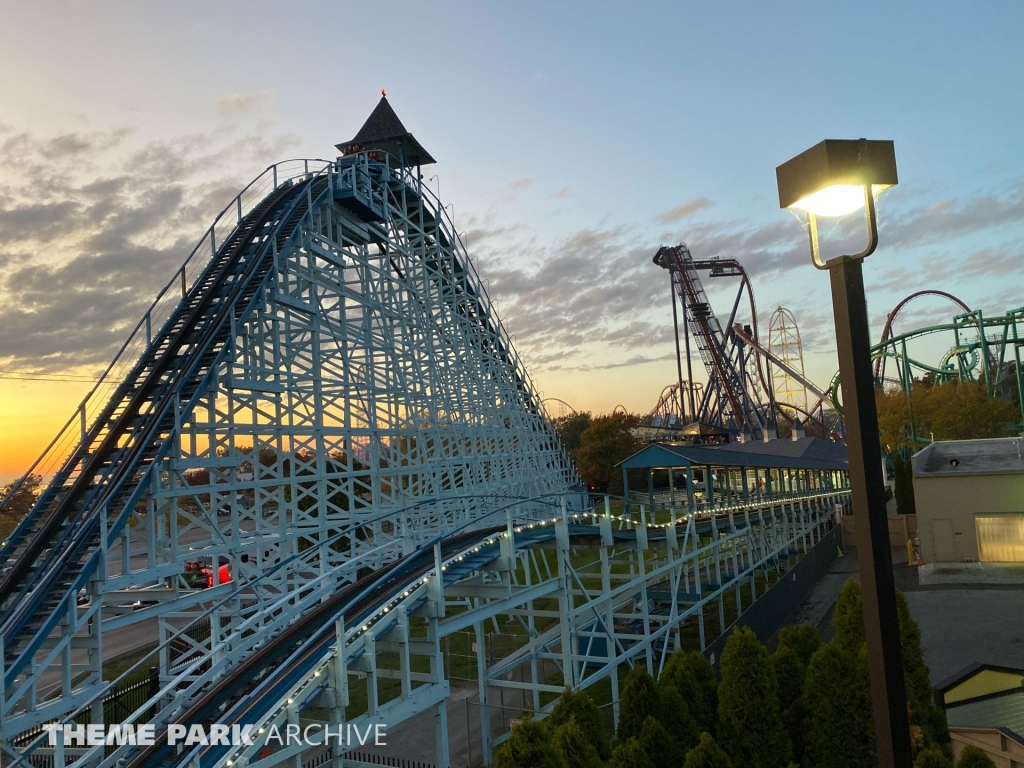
{"left": 776, "top": 139, "right": 898, "bottom": 216}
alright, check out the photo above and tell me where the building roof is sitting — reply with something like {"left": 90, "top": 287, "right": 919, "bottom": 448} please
{"left": 716, "top": 435, "right": 848, "bottom": 463}
{"left": 935, "top": 663, "right": 1024, "bottom": 739}
{"left": 945, "top": 692, "right": 1024, "bottom": 738}
{"left": 937, "top": 663, "right": 1024, "bottom": 705}
{"left": 914, "top": 437, "right": 1024, "bottom": 477}
{"left": 617, "top": 437, "right": 849, "bottom": 471}
{"left": 336, "top": 94, "right": 436, "bottom": 167}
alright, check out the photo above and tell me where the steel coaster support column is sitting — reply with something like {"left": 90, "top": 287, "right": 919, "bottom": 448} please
{"left": 1013, "top": 313, "right": 1024, "bottom": 432}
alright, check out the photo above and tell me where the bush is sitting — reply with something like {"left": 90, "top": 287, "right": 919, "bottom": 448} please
{"left": 776, "top": 623, "right": 821, "bottom": 667}
{"left": 896, "top": 591, "right": 948, "bottom": 747}
{"left": 552, "top": 716, "right": 603, "bottom": 768}
{"left": 496, "top": 717, "right": 563, "bottom": 768}
{"left": 915, "top": 744, "right": 954, "bottom": 768}
{"left": 657, "top": 682, "right": 700, "bottom": 754}
{"left": 638, "top": 715, "right": 682, "bottom": 767}
{"left": 618, "top": 665, "right": 660, "bottom": 742}
{"left": 662, "top": 649, "right": 718, "bottom": 734}
{"left": 716, "top": 627, "right": 791, "bottom": 768}
{"left": 548, "top": 688, "right": 610, "bottom": 759}
{"left": 802, "top": 642, "right": 875, "bottom": 768}
{"left": 832, "top": 579, "right": 866, "bottom": 652}
{"left": 957, "top": 745, "right": 997, "bottom": 768}
{"left": 683, "top": 732, "right": 734, "bottom": 768}
{"left": 608, "top": 737, "right": 654, "bottom": 768}
{"left": 771, "top": 644, "right": 808, "bottom": 763}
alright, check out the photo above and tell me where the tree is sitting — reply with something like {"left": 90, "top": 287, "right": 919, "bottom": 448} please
{"left": 657, "top": 682, "right": 700, "bottom": 755}
{"left": 548, "top": 688, "right": 610, "bottom": 760}
{"left": 771, "top": 644, "right": 808, "bottom": 764}
{"left": 776, "top": 623, "right": 821, "bottom": 668}
{"left": 552, "top": 716, "right": 603, "bottom": 768}
{"left": 894, "top": 453, "right": 918, "bottom": 516}
{"left": 915, "top": 745, "right": 954, "bottom": 768}
{"left": 638, "top": 714, "right": 682, "bottom": 767}
{"left": 617, "top": 665, "right": 660, "bottom": 742}
{"left": 574, "top": 413, "right": 641, "bottom": 493}
{"left": 716, "top": 627, "right": 791, "bottom": 768}
{"left": 554, "top": 412, "right": 592, "bottom": 456}
{"left": 683, "top": 733, "right": 734, "bottom": 768}
{"left": 802, "top": 642, "right": 876, "bottom": 768}
{"left": 832, "top": 579, "right": 865, "bottom": 652}
{"left": 661, "top": 649, "right": 718, "bottom": 735}
{"left": 877, "top": 385, "right": 913, "bottom": 454}
{"left": 496, "top": 717, "right": 563, "bottom": 768}
{"left": 0, "top": 474, "right": 42, "bottom": 539}
{"left": 876, "top": 380, "right": 1019, "bottom": 454}
{"left": 896, "top": 591, "right": 948, "bottom": 746}
{"left": 608, "top": 738, "right": 654, "bottom": 768}
{"left": 956, "top": 745, "right": 997, "bottom": 768}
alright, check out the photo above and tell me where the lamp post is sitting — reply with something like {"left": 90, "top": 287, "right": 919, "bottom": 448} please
{"left": 776, "top": 139, "right": 912, "bottom": 768}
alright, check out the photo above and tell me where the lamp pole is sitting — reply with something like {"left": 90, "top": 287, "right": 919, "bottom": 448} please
{"left": 830, "top": 254, "right": 913, "bottom": 768}
{"left": 776, "top": 139, "right": 911, "bottom": 768}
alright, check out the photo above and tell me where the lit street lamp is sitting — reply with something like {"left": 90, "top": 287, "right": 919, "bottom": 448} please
{"left": 777, "top": 139, "right": 912, "bottom": 768}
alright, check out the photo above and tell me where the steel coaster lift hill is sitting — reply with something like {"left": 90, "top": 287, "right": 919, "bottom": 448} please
{"left": 655, "top": 245, "right": 795, "bottom": 440}
{"left": 0, "top": 97, "right": 853, "bottom": 768}
{"left": 652, "top": 246, "right": 856, "bottom": 442}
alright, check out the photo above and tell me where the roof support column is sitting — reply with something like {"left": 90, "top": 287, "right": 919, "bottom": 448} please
{"left": 647, "top": 469, "right": 656, "bottom": 521}
{"left": 706, "top": 464, "right": 714, "bottom": 510}
{"left": 685, "top": 465, "right": 695, "bottom": 517}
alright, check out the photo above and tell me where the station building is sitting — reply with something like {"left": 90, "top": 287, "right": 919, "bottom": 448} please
{"left": 912, "top": 437, "right": 1024, "bottom": 564}
{"left": 618, "top": 435, "right": 849, "bottom": 511}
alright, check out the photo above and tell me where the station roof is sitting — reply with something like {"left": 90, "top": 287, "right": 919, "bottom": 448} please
{"left": 617, "top": 437, "right": 848, "bottom": 471}
{"left": 336, "top": 94, "right": 436, "bottom": 167}
{"left": 720, "top": 435, "right": 848, "bottom": 463}
{"left": 913, "top": 437, "right": 1024, "bottom": 477}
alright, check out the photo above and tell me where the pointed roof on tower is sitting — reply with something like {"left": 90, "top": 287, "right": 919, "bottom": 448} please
{"left": 336, "top": 91, "right": 436, "bottom": 167}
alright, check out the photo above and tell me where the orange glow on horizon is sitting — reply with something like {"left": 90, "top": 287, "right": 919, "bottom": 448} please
{"left": 0, "top": 379, "right": 93, "bottom": 484}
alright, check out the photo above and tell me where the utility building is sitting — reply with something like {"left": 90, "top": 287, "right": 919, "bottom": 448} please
{"left": 913, "top": 438, "right": 1024, "bottom": 564}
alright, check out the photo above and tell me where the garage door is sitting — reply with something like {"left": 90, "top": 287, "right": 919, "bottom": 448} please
{"left": 975, "top": 515, "right": 1024, "bottom": 562}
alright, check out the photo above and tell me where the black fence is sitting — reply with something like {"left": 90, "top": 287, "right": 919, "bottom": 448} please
{"left": 14, "top": 667, "right": 160, "bottom": 752}
{"left": 304, "top": 748, "right": 435, "bottom": 768}
{"left": 704, "top": 522, "right": 842, "bottom": 669}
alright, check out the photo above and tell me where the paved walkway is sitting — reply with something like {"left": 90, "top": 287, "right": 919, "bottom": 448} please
{"left": 785, "top": 546, "right": 1024, "bottom": 684}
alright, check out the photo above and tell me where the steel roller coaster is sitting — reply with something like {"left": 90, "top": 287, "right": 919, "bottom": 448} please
{"left": 644, "top": 250, "right": 1024, "bottom": 440}
{"left": 647, "top": 244, "right": 839, "bottom": 439}
{"left": 0, "top": 98, "right": 849, "bottom": 768}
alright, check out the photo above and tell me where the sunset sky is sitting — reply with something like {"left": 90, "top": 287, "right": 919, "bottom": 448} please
{"left": 2, "top": 1, "right": 1023, "bottom": 482}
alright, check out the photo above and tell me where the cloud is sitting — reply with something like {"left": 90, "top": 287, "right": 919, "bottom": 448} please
{"left": 880, "top": 186, "right": 1024, "bottom": 248}
{"left": 655, "top": 197, "right": 713, "bottom": 224}
{"left": 552, "top": 186, "right": 570, "bottom": 199}
{"left": 543, "top": 353, "right": 679, "bottom": 373}
{"left": 0, "top": 122, "right": 300, "bottom": 372}
{"left": 216, "top": 89, "right": 278, "bottom": 118}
